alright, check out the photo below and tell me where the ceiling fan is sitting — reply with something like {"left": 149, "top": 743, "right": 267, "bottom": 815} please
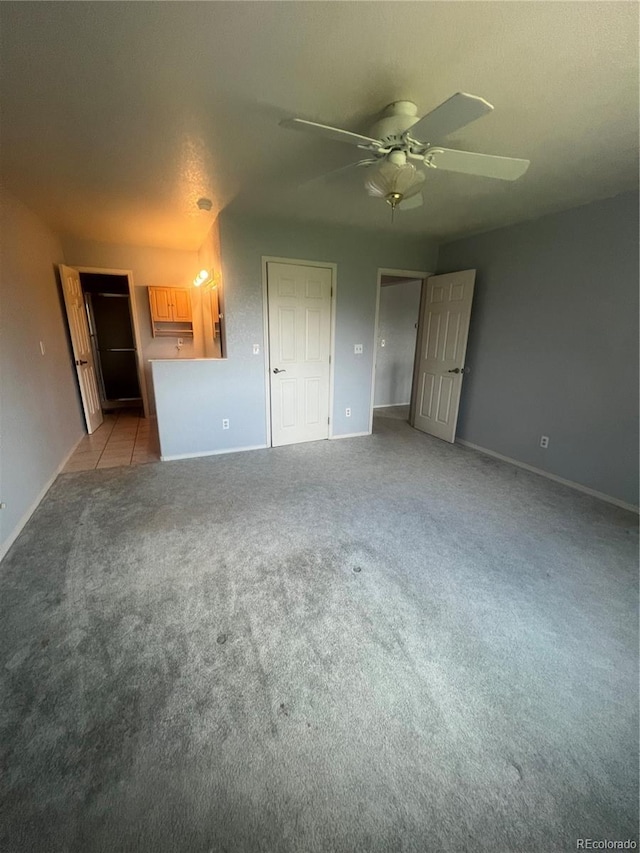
{"left": 280, "top": 93, "right": 530, "bottom": 216}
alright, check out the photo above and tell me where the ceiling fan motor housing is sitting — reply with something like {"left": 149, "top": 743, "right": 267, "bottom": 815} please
{"left": 368, "top": 101, "right": 420, "bottom": 146}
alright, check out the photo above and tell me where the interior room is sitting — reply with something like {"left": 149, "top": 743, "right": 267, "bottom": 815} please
{"left": 0, "top": 3, "right": 638, "bottom": 852}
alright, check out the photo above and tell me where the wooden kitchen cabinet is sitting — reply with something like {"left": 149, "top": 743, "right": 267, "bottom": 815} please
{"left": 148, "top": 287, "right": 193, "bottom": 337}
{"left": 171, "top": 288, "right": 192, "bottom": 322}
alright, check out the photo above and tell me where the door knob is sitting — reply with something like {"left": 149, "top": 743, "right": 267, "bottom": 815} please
{"left": 447, "top": 367, "right": 461, "bottom": 374}
{"left": 273, "top": 368, "right": 286, "bottom": 374}
{"left": 75, "top": 359, "right": 88, "bottom": 366}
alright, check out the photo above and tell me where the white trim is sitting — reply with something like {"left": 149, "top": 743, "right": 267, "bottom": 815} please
{"left": 261, "top": 257, "right": 272, "bottom": 447}
{"left": 73, "top": 265, "right": 150, "bottom": 419}
{"left": 369, "top": 268, "right": 430, "bottom": 434}
{"left": 330, "top": 431, "right": 371, "bottom": 440}
{"left": 456, "top": 439, "right": 639, "bottom": 514}
{"left": 0, "top": 434, "right": 84, "bottom": 564}
{"left": 261, "top": 257, "right": 337, "bottom": 446}
{"left": 376, "top": 267, "right": 430, "bottom": 280}
{"left": 160, "top": 443, "right": 268, "bottom": 462}
{"left": 368, "top": 272, "right": 382, "bottom": 434}
{"left": 373, "top": 402, "right": 411, "bottom": 409}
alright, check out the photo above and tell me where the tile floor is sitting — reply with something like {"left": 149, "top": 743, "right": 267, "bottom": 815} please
{"left": 63, "top": 409, "right": 160, "bottom": 472}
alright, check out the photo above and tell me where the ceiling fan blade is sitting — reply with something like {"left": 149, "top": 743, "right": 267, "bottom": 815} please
{"left": 409, "top": 93, "right": 494, "bottom": 144}
{"left": 300, "top": 159, "right": 378, "bottom": 188}
{"left": 281, "top": 118, "right": 381, "bottom": 149}
{"left": 399, "top": 193, "right": 423, "bottom": 211}
{"left": 424, "top": 147, "right": 530, "bottom": 180}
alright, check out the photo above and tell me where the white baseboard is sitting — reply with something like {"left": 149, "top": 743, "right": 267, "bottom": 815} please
{"left": 456, "top": 439, "right": 639, "bottom": 514}
{"left": 0, "top": 433, "right": 85, "bottom": 564}
{"left": 373, "top": 403, "right": 410, "bottom": 409}
{"left": 160, "top": 443, "right": 268, "bottom": 462}
{"left": 330, "top": 431, "right": 371, "bottom": 440}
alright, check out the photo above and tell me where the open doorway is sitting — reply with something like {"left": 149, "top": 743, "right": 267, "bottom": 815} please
{"left": 370, "top": 267, "right": 477, "bottom": 443}
{"left": 80, "top": 272, "right": 142, "bottom": 414}
{"left": 370, "top": 269, "right": 427, "bottom": 431}
{"left": 59, "top": 264, "right": 149, "bottom": 435}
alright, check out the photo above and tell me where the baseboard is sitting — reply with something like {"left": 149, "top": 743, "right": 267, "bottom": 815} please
{"left": 330, "top": 431, "right": 371, "bottom": 440}
{"left": 0, "top": 433, "right": 85, "bottom": 564}
{"left": 373, "top": 403, "right": 410, "bottom": 409}
{"left": 456, "top": 439, "right": 639, "bottom": 514}
{"left": 160, "top": 443, "right": 268, "bottom": 462}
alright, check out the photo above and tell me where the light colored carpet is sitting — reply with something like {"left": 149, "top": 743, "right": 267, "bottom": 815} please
{"left": 1, "top": 414, "right": 638, "bottom": 852}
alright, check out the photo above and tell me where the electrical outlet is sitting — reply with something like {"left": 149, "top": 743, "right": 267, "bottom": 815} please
{"left": 380, "top": 339, "right": 385, "bottom": 347}
{"left": 0, "top": 502, "right": 6, "bottom": 510}
{"left": 252, "top": 344, "right": 260, "bottom": 355}
{"left": 345, "top": 407, "right": 351, "bottom": 418}
{"left": 540, "top": 435, "right": 549, "bottom": 448}
{"left": 222, "top": 419, "right": 230, "bottom": 430}
{"left": 354, "top": 344, "right": 363, "bottom": 354}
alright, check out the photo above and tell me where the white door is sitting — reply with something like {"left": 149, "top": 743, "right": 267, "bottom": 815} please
{"left": 412, "top": 270, "right": 475, "bottom": 443}
{"left": 267, "top": 262, "right": 332, "bottom": 446}
{"left": 59, "top": 264, "right": 103, "bottom": 434}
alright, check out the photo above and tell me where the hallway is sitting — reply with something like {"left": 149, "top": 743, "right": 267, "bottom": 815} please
{"left": 62, "top": 410, "right": 160, "bottom": 472}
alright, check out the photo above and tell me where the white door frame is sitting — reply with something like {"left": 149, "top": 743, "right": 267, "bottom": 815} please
{"left": 369, "top": 267, "right": 431, "bottom": 433}
{"left": 261, "top": 257, "right": 337, "bottom": 447}
{"left": 72, "top": 266, "right": 150, "bottom": 419}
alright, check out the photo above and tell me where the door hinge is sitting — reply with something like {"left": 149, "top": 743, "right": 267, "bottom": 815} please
{"left": 329, "top": 355, "right": 331, "bottom": 364}
{"left": 328, "top": 417, "right": 330, "bottom": 424}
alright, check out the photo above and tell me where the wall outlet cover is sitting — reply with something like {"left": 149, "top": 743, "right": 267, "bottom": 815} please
{"left": 253, "top": 344, "right": 260, "bottom": 354}
{"left": 354, "top": 344, "right": 363, "bottom": 354}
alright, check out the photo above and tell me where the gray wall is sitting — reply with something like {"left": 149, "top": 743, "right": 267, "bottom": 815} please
{"left": 0, "top": 189, "right": 84, "bottom": 560}
{"left": 151, "top": 213, "right": 437, "bottom": 458}
{"left": 374, "top": 279, "right": 422, "bottom": 407}
{"left": 438, "top": 191, "right": 639, "bottom": 506}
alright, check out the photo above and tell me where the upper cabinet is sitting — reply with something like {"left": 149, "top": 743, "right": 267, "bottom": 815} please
{"left": 171, "top": 288, "right": 192, "bottom": 322}
{"left": 148, "top": 287, "right": 193, "bottom": 337}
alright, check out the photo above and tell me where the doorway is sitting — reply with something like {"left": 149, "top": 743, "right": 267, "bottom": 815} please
{"left": 373, "top": 275, "right": 423, "bottom": 420}
{"left": 80, "top": 272, "right": 141, "bottom": 413}
{"left": 370, "top": 268, "right": 428, "bottom": 432}
{"left": 371, "top": 267, "right": 476, "bottom": 444}
{"left": 263, "top": 259, "right": 335, "bottom": 447}
{"left": 59, "top": 264, "right": 149, "bottom": 434}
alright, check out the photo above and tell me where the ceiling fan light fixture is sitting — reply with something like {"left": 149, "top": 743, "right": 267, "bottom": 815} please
{"left": 364, "top": 157, "right": 425, "bottom": 211}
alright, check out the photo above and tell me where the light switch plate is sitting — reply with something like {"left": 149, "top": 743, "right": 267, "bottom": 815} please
{"left": 253, "top": 344, "right": 260, "bottom": 355}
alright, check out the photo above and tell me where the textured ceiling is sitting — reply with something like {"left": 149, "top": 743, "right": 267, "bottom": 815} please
{"left": 1, "top": 2, "right": 638, "bottom": 250}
